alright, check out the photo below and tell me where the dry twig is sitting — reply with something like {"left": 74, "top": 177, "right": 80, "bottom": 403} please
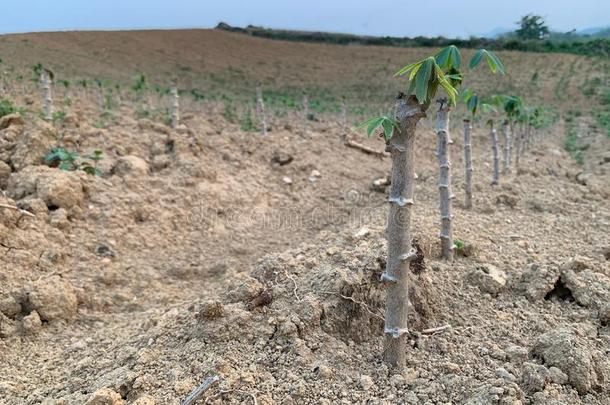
{"left": 0, "top": 203, "right": 35, "bottom": 218}
{"left": 284, "top": 269, "right": 300, "bottom": 302}
{"left": 181, "top": 375, "right": 220, "bottom": 405}
{"left": 321, "top": 290, "right": 385, "bottom": 321}
{"left": 421, "top": 324, "right": 451, "bottom": 335}
{"left": 344, "top": 138, "right": 389, "bottom": 158}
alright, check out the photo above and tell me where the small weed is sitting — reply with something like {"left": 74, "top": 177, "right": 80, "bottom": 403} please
{"left": 131, "top": 73, "right": 148, "bottom": 93}
{"left": 239, "top": 108, "right": 258, "bottom": 132}
{"left": 94, "top": 111, "right": 118, "bottom": 128}
{"left": 564, "top": 127, "right": 585, "bottom": 164}
{"left": 0, "top": 98, "right": 22, "bottom": 118}
{"left": 45, "top": 147, "right": 104, "bottom": 175}
{"left": 600, "top": 88, "right": 610, "bottom": 105}
{"left": 595, "top": 110, "right": 610, "bottom": 138}
{"left": 223, "top": 101, "right": 237, "bottom": 123}
{"left": 189, "top": 89, "right": 205, "bottom": 101}
{"left": 52, "top": 111, "right": 66, "bottom": 124}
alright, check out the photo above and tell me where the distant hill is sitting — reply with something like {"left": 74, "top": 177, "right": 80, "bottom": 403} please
{"left": 480, "top": 27, "right": 513, "bottom": 39}
{"left": 577, "top": 26, "right": 610, "bottom": 37}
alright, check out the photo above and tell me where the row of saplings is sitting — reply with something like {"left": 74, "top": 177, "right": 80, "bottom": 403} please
{"left": 358, "top": 46, "right": 552, "bottom": 368}
{"left": 28, "top": 49, "right": 548, "bottom": 371}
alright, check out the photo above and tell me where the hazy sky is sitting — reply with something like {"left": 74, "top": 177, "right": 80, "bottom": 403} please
{"left": 2, "top": 0, "right": 608, "bottom": 37}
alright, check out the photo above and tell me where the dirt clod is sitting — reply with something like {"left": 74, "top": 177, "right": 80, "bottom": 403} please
{"left": 26, "top": 276, "right": 78, "bottom": 322}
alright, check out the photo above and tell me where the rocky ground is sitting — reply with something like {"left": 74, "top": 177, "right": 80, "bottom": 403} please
{"left": 0, "top": 96, "right": 609, "bottom": 405}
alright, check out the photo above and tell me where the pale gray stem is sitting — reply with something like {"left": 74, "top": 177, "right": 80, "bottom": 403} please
{"left": 490, "top": 125, "right": 500, "bottom": 185}
{"left": 97, "top": 86, "right": 105, "bottom": 111}
{"left": 180, "top": 375, "right": 220, "bottom": 405}
{"left": 463, "top": 119, "right": 473, "bottom": 209}
{"left": 515, "top": 122, "right": 523, "bottom": 168}
{"left": 340, "top": 98, "right": 348, "bottom": 141}
{"left": 256, "top": 84, "right": 267, "bottom": 135}
{"left": 171, "top": 84, "right": 180, "bottom": 129}
{"left": 502, "top": 121, "right": 511, "bottom": 174}
{"left": 40, "top": 70, "right": 53, "bottom": 121}
{"left": 302, "top": 92, "right": 309, "bottom": 130}
{"left": 381, "top": 94, "right": 425, "bottom": 369}
{"left": 436, "top": 100, "right": 453, "bottom": 260}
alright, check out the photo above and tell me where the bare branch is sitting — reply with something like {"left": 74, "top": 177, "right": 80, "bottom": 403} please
{"left": 0, "top": 203, "right": 36, "bottom": 218}
{"left": 181, "top": 375, "right": 220, "bottom": 405}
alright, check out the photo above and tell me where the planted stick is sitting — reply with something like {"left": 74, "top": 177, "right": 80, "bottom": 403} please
{"left": 381, "top": 94, "right": 425, "bottom": 369}
{"left": 96, "top": 82, "right": 105, "bottom": 111}
{"left": 463, "top": 119, "right": 473, "bottom": 209}
{"left": 180, "top": 375, "right": 220, "bottom": 405}
{"left": 515, "top": 122, "right": 523, "bottom": 168}
{"left": 302, "top": 92, "right": 309, "bottom": 133}
{"left": 344, "top": 138, "right": 388, "bottom": 157}
{"left": 255, "top": 83, "right": 267, "bottom": 135}
{"left": 171, "top": 82, "right": 180, "bottom": 129}
{"left": 436, "top": 99, "right": 454, "bottom": 260}
{"left": 40, "top": 69, "right": 53, "bottom": 121}
{"left": 502, "top": 120, "right": 511, "bottom": 174}
{"left": 340, "top": 96, "right": 348, "bottom": 141}
{"left": 490, "top": 124, "right": 500, "bottom": 185}
{"left": 525, "top": 124, "right": 532, "bottom": 150}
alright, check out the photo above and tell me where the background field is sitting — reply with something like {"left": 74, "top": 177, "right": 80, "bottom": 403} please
{"left": 0, "top": 29, "right": 609, "bottom": 405}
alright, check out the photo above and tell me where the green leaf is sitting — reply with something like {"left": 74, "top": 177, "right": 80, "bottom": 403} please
{"left": 367, "top": 118, "right": 384, "bottom": 137}
{"left": 461, "top": 88, "right": 474, "bottom": 102}
{"left": 356, "top": 117, "right": 383, "bottom": 137}
{"left": 415, "top": 58, "right": 433, "bottom": 104}
{"left": 469, "top": 50, "right": 484, "bottom": 69}
{"left": 435, "top": 45, "right": 461, "bottom": 70}
{"left": 434, "top": 65, "right": 458, "bottom": 105}
{"left": 435, "top": 47, "right": 451, "bottom": 69}
{"left": 395, "top": 60, "right": 421, "bottom": 77}
{"left": 486, "top": 50, "right": 506, "bottom": 75}
{"left": 467, "top": 94, "right": 478, "bottom": 115}
{"left": 469, "top": 49, "right": 506, "bottom": 75}
{"left": 408, "top": 62, "right": 422, "bottom": 81}
{"left": 381, "top": 119, "right": 395, "bottom": 142}
{"left": 89, "top": 150, "right": 104, "bottom": 161}
{"left": 58, "top": 161, "right": 73, "bottom": 171}
{"left": 451, "top": 46, "right": 462, "bottom": 69}
{"left": 356, "top": 116, "right": 398, "bottom": 141}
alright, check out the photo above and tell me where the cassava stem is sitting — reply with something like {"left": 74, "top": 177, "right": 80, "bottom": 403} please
{"left": 436, "top": 99, "right": 454, "bottom": 260}
{"left": 171, "top": 82, "right": 180, "bottom": 129}
{"left": 502, "top": 120, "right": 511, "bottom": 173}
{"left": 490, "top": 123, "right": 500, "bottom": 185}
{"left": 40, "top": 69, "right": 53, "bottom": 121}
{"left": 381, "top": 94, "right": 425, "bottom": 368}
{"left": 256, "top": 83, "right": 267, "bottom": 135}
{"left": 463, "top": 119, "right": 473, "bottom": 209}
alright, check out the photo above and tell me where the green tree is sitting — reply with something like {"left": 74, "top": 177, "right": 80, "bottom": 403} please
{"left": 516, "top": 14, "right": 550, "bottom": 40}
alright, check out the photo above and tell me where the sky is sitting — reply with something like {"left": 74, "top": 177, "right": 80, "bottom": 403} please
{"left": 1, "top": 0, "right": 608, "bottom": 37}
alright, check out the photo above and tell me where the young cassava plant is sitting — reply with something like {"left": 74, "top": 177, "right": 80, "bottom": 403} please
{"left": 358, "top": 45, "right": 505, "bottom": 368}
{"left": 45, "top": 148, "right": 104, "bottom": 176}
{"left": 481, "top": 99, "right": 502, "bottom": 185}
{"left": 461, "top": 89, "right": 479, "bottom": 209}
{"left": 396, "top": 46, "right": 504, "bottom": 260}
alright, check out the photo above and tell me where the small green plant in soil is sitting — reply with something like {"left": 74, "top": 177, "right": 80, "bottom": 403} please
{"left": 564, "top": 126, "right": 586, "bottom": 164}
{"left": 595, "top": 110, "right": 610, "bottom": 138}
{"left": 240, "top": 108, "right": 258, "bottom": 132}
{"left": 52, "top": 110, "right": 67, "bottom": 124}
{"left": 94, "top": 110, "right": 118, "bottom": 128}
{"left": 223, "top": 101, "right": 237, "bottom": 123}
{"left": 0, "top": 98, "right": 22, "bottom": 118}
{"left": 45, "top": 148, "right": 104, "bottom": 175}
